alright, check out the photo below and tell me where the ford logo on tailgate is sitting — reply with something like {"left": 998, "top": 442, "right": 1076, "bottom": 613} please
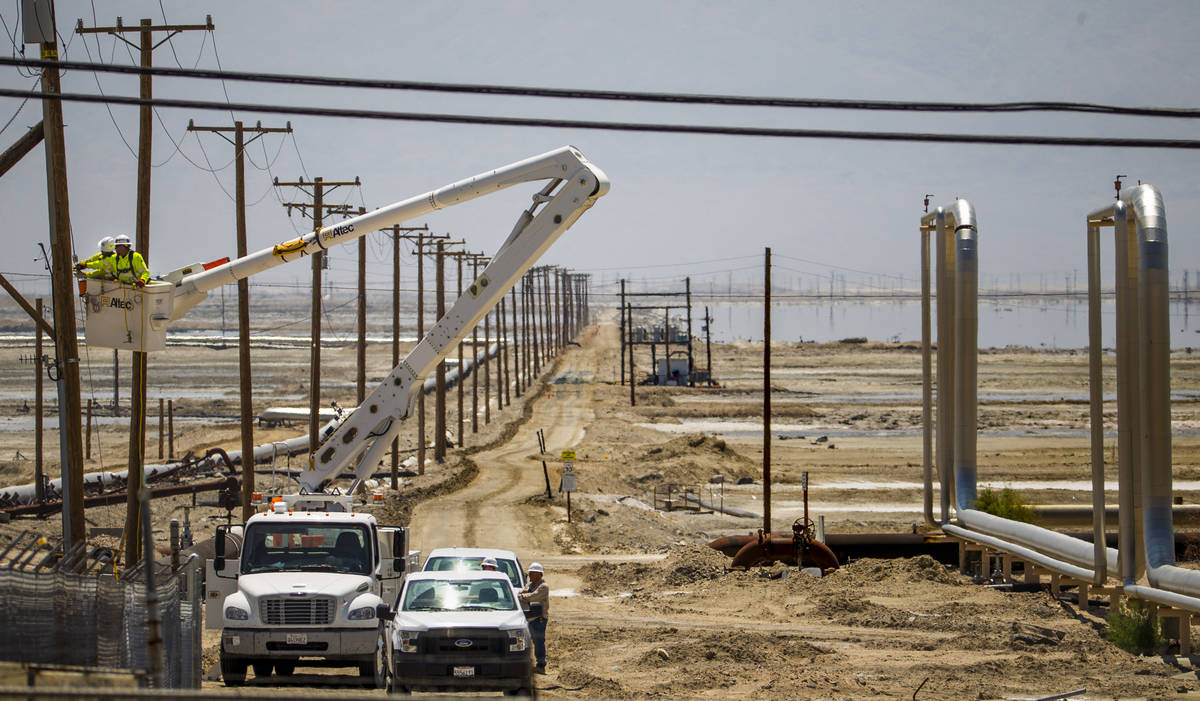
{"left": 454, "top": 639, "right": 473, "bottom": 648}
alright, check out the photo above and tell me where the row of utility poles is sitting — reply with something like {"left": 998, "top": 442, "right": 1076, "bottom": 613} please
{"left": 3, "top": 4, "right": 595, "bottom": 566}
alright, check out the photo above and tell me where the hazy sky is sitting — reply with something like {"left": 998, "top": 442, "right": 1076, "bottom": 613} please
{"left": 2, "top": 1, "right": 1198, "bottom": 303}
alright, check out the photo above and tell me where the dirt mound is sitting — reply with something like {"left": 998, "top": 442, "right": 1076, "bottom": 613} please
{"left": 657, "top": 544, "right": 731, "bottom": 586}
{"left": 636, "top": 630, "right": 827, "bottom": 667}
{"left": 819, "top": 555, "right": 961, "bottom": 587}
{"left": 578, "top": 545, "right": 728, "bottom": 595}
{"left": 623, "top": 434, "right": 757, "bottom": 487}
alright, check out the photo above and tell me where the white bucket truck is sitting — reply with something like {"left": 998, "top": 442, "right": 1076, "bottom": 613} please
{"left": 141, "top": 147, "right": 609, "bottom": 685}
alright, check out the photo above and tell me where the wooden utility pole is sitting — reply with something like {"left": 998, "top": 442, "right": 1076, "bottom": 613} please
{"left": 627, "top": 303, "right": 635, "bottom": 407}
{"left": 620, "top": 279, "right": 626, "bottom": 385}
{"left": 763, "top": 247, "right": 772, "bottom": 535}
{"left": 79, "top": 11, "right": 213, "bottom": 565}
{"left": 189, "top": 120, "right": 291, "bottom": 521}
{"left": 27, "top": 1, "right": 85, "bottom": 548}
{"left": 685, "top": 277, "right": 694, "bottom": 386}
{"left": 435, "top": 241, "right": 446, "bottom": 462}
{"left": 384, "top": 225, "right": 429, "bottom": 485}
{"left": 35, "top": 298, "right": 44, "bottom": 504}
{"left": 500, "top": 296, "right": 510, "bottom": 408}
{"left": 470, "top": 256, "right": 483, "bottom": 434}
{"left": 456, "top": 253, "right": 465, "bottom": 446}
{"left": 704, "top": 306, "right": 713, "bottom": 385}
{"left": 0, "top": 121, "right": 43, "bottom": 178}
{"left": 276, "top": 176, "right": 358, "bottom": 461}
{"left": 511, "top": 285, "right": 521, "bottom": 398}
{"left": 356, "top": 207, "right": 367, "bottom": 404}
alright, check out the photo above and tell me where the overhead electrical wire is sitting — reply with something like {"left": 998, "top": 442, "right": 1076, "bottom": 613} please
{"left": 2, "top": 86, "right": 1198, "bottom": 149}
{"left": 3, "top": 56, "right": 1200, "bottom": 119}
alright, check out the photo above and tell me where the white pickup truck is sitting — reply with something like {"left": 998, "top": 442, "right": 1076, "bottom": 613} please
{"left": 378, "top": 569, "right": 536, "bottom": 696}
{"left": 207, "top": 494, "right": 418, "bottom": 685}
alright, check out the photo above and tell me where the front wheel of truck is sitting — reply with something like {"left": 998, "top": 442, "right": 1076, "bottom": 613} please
{"left": 360, "top": 651, "right": 384, "bottom": 689}
{"left": 219, "top": 652, "right": 247, "bottom": 687}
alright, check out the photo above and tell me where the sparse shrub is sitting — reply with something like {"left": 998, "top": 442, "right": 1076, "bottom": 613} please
{"left": 1106, "top": 599, "right": 1163, "bottom": 655}
{"left": 974, "top": 487, "right": 1037, "bottom": 523}
{"left": 838, "top": 337, "right": 867, "bottom": 344}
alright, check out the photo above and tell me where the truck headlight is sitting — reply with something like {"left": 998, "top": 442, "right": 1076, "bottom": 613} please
{"left": 507, "top": 629, "right": 528, "bottom": 652}
{"left": 398, "top": 630, "right": 419, "bottom": 653}
{"left": 224, "top": 606, "right": 250, "bottom": 621}
{"left": 347, "top": 606, "right": 376, "bottom": 621}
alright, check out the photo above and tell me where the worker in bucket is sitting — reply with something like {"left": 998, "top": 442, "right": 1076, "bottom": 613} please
{"left": 73, "top": 237, "right": 117, "bottom": 279}
{"left": 517, "top": 562, "right": 549, "bottom": 673}
{"left": 480, "top": 556, "right": 498, "bottom": 571}
{"left": 111, "top": 234, "right": 150, "bottom": 287}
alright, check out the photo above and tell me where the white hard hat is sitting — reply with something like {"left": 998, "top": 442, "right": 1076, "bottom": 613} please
{"left": 481, "top": 557, "right": 497, "bottom": 568}
{"left": 98, "top": 237, "right": 115, "bottom": 253}
{"left": 528, "top": 562, "right": 543, "bottom": 574}
{"left": 113, "top": 234, "right": 132, "bottom": 246}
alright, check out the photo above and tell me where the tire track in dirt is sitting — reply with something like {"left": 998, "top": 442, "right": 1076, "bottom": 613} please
{"left": 408, "top": 325, "right": 608, "bottom": 558}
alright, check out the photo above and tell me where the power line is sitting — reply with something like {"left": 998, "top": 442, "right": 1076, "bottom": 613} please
{"left": 4, "top": 86, "right": 1200, "bottom": 149}
{"left": 4, "top": 56, "right": 1200, "bottom": 119}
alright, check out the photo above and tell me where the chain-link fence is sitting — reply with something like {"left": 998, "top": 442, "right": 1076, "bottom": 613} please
{"left": 0, "top": 533, "right": 202, "bottom": 688}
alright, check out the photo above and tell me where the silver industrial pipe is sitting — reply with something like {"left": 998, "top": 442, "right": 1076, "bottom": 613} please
{"left": 1124, "top": 184, "right": 1200, "bottom": 602}
{"left": 930, "top": 198, "right": 1119, "bottom": 584}
{"left": 927, "top": 206, "right": 958, "bottom": 522}
{"left": 1085, "top": 204, "right": 1113, "bottom": 584}
{"left": 919, "top": 220, "right": 938, "bottom": 529}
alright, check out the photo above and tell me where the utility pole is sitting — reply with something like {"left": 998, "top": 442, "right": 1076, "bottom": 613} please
{"left": 79, "top": 11, "right": 213, "bottom": 566}
{"left": 25, "top": 0, "right": 85, "bottom": 548}
{"left": 685, "top": 277, "right": 694, "bottom": 386}
{"left": 356, "top": 207, "right": 367, "bottom": 404}
{"left": 620, "top": 279, "right": 626, "bottom": 385}
{"left": 276, "top": 176, "right": 359, "bottom": 459}
{"left": 384, "top": 224, "right": 428, "bottom": 486}
{"left": 511, "top": 284, "right": 521, "bottom": 398}
{"left": 189, "top": 120, "right": 291, "bottom": 521}
{"left": 435, "top": 241, "right": 446, "bottom": 462}
{"left": 763, "top": 247, "right": 772, "bottom": 535}
{"left": 468, "top": 256, "right": 481, "bottom": 434}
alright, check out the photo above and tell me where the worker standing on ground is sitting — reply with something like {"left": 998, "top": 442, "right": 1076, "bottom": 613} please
{"left": 74, "top": 237, "right": 117, "bottom": 279}
{"left": 517, "top": 562, "right": 549, "bottom": 674}
{"left": 481, "top": 557, "right": 498, "bottom": 571}
{"left": 111, "top": 234, "right": 150, "bottom": 287}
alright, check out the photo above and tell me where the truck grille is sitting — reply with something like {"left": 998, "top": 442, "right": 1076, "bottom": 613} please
{"left": 422, "top": 628, "right": 504, "bottom": 655}
{"left": 261, "top": 596, "right": 334, "bottom": 625}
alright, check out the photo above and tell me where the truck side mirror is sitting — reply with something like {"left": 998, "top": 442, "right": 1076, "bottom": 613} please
{"left": 376, "top": 603, "right": 394, "bottom": 621}
{"left": 524, "top": 602, "right": 543, "bottom": 621}
{"left": 214, "top": 525, "right": 227, "bottom": 572}
{"left": 392, "top": 529, "right": 406, "bottom": 573}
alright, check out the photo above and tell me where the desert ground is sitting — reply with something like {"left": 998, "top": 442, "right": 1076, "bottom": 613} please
{"left": 2, "top": 303, "right": 1200, "bottom": 699}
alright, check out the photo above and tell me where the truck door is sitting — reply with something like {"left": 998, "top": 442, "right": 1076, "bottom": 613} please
{"left": 378, "top": 527, "right": 409, "bottom": 607}
{"left": 205, "top": 525, "right": 242, "bottom": 629}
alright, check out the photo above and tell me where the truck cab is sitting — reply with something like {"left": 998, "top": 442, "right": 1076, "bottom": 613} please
{"left": 206, "top": 495, "right": 418, "bottom": 685}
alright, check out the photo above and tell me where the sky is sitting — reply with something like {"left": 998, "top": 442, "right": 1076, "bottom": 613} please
{"left": 1, "top": 0, "right": 1198, "bottom": 306}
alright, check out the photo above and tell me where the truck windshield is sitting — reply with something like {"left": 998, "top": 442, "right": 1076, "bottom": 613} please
{"left": 402, "top": 578, "right": 517, "bottom": 612}
{"left": 241, "top": 523, "right": 372, "bottom": 575}
{"left": 424, "top": 556, "right": 522, "bottom": 589}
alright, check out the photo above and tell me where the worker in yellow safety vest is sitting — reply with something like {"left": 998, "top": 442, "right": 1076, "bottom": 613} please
{"left": 73, "top": 237, "right": 118, "bottom": 279}
{"left": 111, "top": 234, "right": 150, "bottom": 287}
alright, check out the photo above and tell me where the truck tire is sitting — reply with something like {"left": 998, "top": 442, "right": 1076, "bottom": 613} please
{"left": 274, "top": 662, "right": 295, "bottom": 677}
{"left": 359, "top": 653, "right": 384, "bottom": 689}
{"left": 252, "top": 662, "right": 273, "bottom": 678}
{"left": 220, "top": 653, "right": 247, "bottom": 687}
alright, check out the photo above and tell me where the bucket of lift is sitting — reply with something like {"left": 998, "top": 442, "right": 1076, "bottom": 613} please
{"left": 81, "top": 279, "right": 174, "bottom": 352}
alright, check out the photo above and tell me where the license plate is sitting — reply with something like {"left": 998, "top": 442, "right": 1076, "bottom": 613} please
{"left": 286, "top": 633, "right": 307, "bottom": 645}
{"left": 452, "top": 666, "right": 475, "bottom": 678}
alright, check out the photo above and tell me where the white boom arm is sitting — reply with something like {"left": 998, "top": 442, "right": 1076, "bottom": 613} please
{"left": 169, "top": 146, "right": 607, "bottom": 322}
{"left": 281, "top": 147, "right": 608, "bottom": 492}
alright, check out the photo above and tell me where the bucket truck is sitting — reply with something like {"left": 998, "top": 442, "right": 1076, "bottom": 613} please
{"left": 164, "top": 146, "right": 609, "bottom": 685}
